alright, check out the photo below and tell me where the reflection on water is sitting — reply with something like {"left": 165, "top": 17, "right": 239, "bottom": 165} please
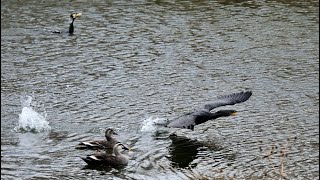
{"left": 168, "top": 134, "right": 203, "bottom": 168}
{"left": 82, "top": 162, "right": 128, "bottom": 172}
{"left": 1, "top": 0, "right": 319, "bottom": 179}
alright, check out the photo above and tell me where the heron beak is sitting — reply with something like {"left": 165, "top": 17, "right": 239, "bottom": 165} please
{"left": 231, "top": 112, "right": 237, "bottom": 116}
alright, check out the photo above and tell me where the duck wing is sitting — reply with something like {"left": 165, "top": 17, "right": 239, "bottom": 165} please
{"left": 81, "top": 153, "right": 126, "bottom": 166}
{"left": 76, "top": 140, "right": 107, "bottom": 149}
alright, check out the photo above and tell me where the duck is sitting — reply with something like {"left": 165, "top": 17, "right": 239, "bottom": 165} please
{"left": 80, "top": 142, "right": 130, "bottom": 166}
{"left": 75, "top": 128, "right": 119, "bottom": 150}
{"left": 51, "top": 12, "right": 82, "bottom": 35}
{"left": 165, "top": 91, "right": 252, "bottom": 130}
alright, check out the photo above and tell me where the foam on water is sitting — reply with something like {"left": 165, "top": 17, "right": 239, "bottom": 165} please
{"left": 139, "top": 116, "right": 169, "bottom": 132}
{"left": 14, "top": 96, "right": 51, "bottom": 133}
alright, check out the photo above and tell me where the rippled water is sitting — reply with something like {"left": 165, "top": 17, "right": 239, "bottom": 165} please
{"left": 1, "top": 0, "right": 319, "bottom": 179}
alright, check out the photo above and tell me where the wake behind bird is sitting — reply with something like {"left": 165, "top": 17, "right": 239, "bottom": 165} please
{"left": 139, "top": 117, "right": 169, "bottom": 133}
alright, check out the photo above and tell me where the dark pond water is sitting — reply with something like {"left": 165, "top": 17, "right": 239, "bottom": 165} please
{"left": 1, "top": 0, "right": 319, "bottom": 179}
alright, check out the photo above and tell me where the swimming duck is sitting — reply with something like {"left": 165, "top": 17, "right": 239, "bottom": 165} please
{"left": 51, "top": 12, "right": 81, "bottom": 34}
{"left": 80, "top": 142, "right": 130, "bottom": 166}
{"left": 76, "top": 128, "right": 119, "bottom": 150}
{"left": 166, "top": 91, "right": 252, "bottom": 130}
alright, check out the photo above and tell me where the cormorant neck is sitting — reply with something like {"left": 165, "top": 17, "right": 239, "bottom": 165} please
{"left": 69, "top": 18, "right": 75, "bottom": 34}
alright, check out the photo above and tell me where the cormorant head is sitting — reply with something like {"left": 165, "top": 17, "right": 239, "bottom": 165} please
{"left": 70, "top": 12, "right": 82, "bottom": 20}
{"left": 216, "top": 110, "right": 237, "bottom": 117}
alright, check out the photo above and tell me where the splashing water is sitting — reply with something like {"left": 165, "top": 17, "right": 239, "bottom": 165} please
{"left": 14, "top": 96, "right": 51, "bottom": 133}
{"left": 140, "top": 117, "right": 169, "bottom": 132}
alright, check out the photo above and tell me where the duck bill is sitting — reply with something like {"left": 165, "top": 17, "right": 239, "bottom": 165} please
{"left": 123, "top": 146, "right": 130, "bottom": 151}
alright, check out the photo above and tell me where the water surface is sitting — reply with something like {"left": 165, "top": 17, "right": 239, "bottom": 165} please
{"left": 1, "top": 0, "right": 319, "bottom": 179}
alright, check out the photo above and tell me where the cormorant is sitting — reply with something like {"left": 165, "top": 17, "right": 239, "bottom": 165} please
{"left": 166, "top": 91, "right": 252, "bottom": 130}
{"left": 51, "top": 12, "right": 81, "bottom": 35}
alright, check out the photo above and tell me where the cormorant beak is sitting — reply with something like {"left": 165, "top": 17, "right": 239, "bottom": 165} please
{"left": 113, "top": 132, "right": 118, "bottom": 135}
{"left": 72, "top": 12, "right": 82, "bottom": 19}
{"left": 231, "top": 112, "right": 237, "bottom": 116}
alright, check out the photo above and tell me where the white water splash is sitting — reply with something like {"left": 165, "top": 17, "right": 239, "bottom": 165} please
{"left": 14, "top": 96, "right": 51, "bottom": 133}
{"left": 139, "top": 117, "right": 169, "bottom": 132}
